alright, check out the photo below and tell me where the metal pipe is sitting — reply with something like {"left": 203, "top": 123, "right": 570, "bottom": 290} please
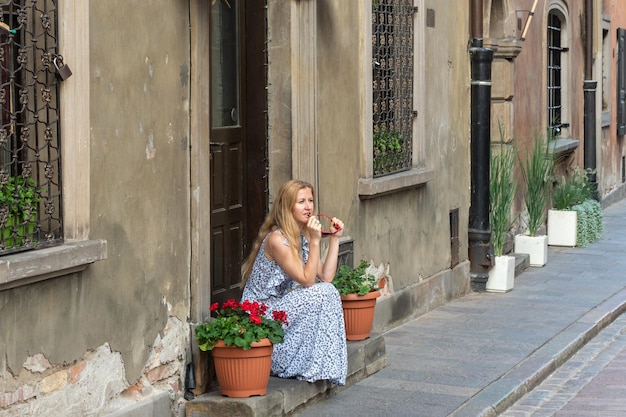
{"left": 584, "top": 80, "right": 598, "bottom": 198}
{"left": 585, "top": 0, "right": 593, "bottom": 79}
{"left": 583, "top": 0, "right": 598, "bottom": 199}
{"left": 470, "top": 0, "right": 483, "bottom": 45}
{"left": 469, "top": 46, "right": 494, "bottom": 287}
{"left": 468, "top": 0, "right": 493, "bottom": 287}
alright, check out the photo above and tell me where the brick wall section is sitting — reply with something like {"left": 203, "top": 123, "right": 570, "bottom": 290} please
{"left": 0, "top": 316, "right": 189, "bottom": 417}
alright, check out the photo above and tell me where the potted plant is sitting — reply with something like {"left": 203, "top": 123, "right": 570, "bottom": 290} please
{"left": 548, "top": 167, "right": 590, "bottom": 246}
{"left": 333, "top": 260, "right": 381, "bottom": 340}
{"left": 514, "top": 134, "right": 554, "bottom": 266}
{"left": 548, "top": 167, "right": 603, "bottom": 247}
{"left": 0, "top": 175, "right": 40, "bottom": 249}
{"left": 195, "top": 299, "right": 288, "bottom": 398}
{"left": 570, "top": 199, "right": 603, "bottom": 246}
{"left": 487, "top": 139, "right": 516, "bottom": 293}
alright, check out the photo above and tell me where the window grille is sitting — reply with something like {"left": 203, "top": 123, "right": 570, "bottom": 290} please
{"left": 0, "top": 0, "right": 62, "bottom": 254}
{"left": 547, "top": 12, "right": 565, "bottom": 138}
{"left": 372, "top": 0, "right": 414, "bottom": 177}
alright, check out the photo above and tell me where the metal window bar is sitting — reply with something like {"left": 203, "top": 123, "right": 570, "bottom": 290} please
{"left": 372, "top": 0, "right": 414, "bottom": 177}
{"left": 0, "top": 0, "right": 62, "bottom": 254}
{"left": 547, "top": 13, "right": 564, "bottom": 138}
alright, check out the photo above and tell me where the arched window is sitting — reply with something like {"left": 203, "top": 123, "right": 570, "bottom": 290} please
{"left": 547, "top": 7, "right": 570, "bottom": 139}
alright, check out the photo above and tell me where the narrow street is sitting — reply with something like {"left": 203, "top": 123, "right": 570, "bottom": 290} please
{"left": 502, "top": 313, "right": 626, "bottom": 417}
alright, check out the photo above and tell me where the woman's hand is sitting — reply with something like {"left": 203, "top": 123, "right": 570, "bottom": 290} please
{"left": 330, "top": 217, "right": 344, "bottom": 238}
{"left": 317, "top": 217, "right": 345, "bottom": 282}
{"left": 307, "top": 214, "right": 322, "bottom": 241}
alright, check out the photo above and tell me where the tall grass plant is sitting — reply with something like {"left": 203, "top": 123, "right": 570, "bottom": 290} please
{"left": 490, "top": 139, "right": 516, "bottom": 257}
{"left": 518, "top": 134, "right": 554, "bottom": 236}
{"left": 552, "top": 167, "right": 593, "bottom": 210}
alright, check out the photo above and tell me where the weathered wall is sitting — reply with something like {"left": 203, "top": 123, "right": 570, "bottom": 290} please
{"left": 267, "top": 0, "right": 295, "bottom": 194}
{"left": 1, "top": 0, "right": 192, "bottom": 415}
{"left": 314, "top": 0, "right": 470, "bottom": 290}
{"left": 88, "top": 0, "right": 191, "bottom": 380}
{"left": 600, "top": 0, "right": 626, "bottom": 202}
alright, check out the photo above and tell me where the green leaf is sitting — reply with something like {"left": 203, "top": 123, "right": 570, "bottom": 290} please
{"left": 332, "top": 261, "right": 379, "bottom": 296}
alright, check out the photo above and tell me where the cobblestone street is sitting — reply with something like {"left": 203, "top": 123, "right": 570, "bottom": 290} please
{"left": 503, "top": 314, "right": 626, "bottom": 417}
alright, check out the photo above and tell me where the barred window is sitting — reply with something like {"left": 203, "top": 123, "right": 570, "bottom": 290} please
{"left": 372, "top": 0, "right": 414, "bottom": 177}
{"left": 0, "top": 0, "right": 62, "bottom": 254}
{"left": 547, "top": 10, "right": 568, "bottom": 138}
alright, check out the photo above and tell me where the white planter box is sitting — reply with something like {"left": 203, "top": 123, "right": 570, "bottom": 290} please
{"left": 486, "top": 255, "right": 515, "bottom": 293}
{"left": 514, "top": 234, "right": 548, "bottom": 267}
{"left": 547, "top": 209, "right": 577, "bottom": 247}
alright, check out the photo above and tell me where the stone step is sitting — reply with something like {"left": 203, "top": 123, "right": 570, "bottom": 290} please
{"left": 514, "top": 252, "right": 530, "bottom": 277}
{"left": 185, "top": 334, "right": 386, "bottom": 417}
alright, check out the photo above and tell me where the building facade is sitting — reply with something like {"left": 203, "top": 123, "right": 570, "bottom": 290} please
{"left": 1, "top": 1, "right": 624, "bottom": 416}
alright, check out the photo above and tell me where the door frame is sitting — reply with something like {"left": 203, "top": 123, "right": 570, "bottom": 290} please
{"left": 189, "top": 0, "right": 267, "bottom": 325}
{"left": 190, "top": 0, "right": 212, "bottom": 325}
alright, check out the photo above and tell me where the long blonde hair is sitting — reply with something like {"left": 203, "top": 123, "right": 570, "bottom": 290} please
{"left": 241, "top": 179, "right": 315, "bottom": 288}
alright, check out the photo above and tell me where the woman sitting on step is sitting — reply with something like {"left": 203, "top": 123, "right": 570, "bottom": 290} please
{"left": 241, "top": 179, "right": 348, "bottom": 386}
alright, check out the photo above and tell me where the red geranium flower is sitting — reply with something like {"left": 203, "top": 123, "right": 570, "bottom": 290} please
{"left": 195, "top": 299, "right": 288, "bottom": 351}
{"left": 272, "top": 310, "right": 289, "bottom": 325}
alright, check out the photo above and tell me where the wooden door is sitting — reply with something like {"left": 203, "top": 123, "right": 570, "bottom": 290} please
{"left": 210, "top": 0, "right": 267, "bottom": 305}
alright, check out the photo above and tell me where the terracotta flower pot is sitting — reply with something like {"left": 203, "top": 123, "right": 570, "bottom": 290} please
{"left": 340, "top": 290, "right": 381, "bottom": 341}
{"left": 211, "top": 338, "right": 273, "bottom": 397}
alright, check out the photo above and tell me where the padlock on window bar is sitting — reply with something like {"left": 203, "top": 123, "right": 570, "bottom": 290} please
{"left": 53, "top": 56, "right": 72, "bottom": 81}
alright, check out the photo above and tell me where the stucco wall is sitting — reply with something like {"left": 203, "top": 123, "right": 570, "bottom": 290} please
{"left": 513, "top": 0, "right": 626, "bottom": 203}
{"left": 88, "top": 0, "right": 191, "bottom": 380}
{"left": 514, "top": 1, "right": 586, "bottom": 172}
{"left": 267, "top": 0, "right": 295, "bottom": 194}
{"left": 0, "top": 1, "right": 192, "bottom": 411}
{"left": 314, "top": 0, "right": 470, "bottom": 290}
{"left": 600, "top": 0, "right": 626, "bottom": 201}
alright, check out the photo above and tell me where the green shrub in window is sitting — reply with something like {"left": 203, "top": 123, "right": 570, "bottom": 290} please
{"left": 0, "top": 175, "right": 40, "bottom": 248}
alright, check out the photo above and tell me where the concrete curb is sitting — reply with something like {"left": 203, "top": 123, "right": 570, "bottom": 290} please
{"left": 449, "top": 286, "right": 626, "bottom": 417}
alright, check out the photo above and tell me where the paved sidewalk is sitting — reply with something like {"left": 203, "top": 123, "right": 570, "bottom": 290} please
{"left": 294, "top": 198, "right": 626, "bottom": 417}
{"left": 502, "top": 314, "right": 626, "bottom": 416}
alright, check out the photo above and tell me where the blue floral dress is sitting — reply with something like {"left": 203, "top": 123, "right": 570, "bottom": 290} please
{"left": 241, "top": 230, "right": 348, "bottom": 385}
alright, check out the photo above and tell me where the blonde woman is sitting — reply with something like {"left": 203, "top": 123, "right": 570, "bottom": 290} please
{"left": 241, "top": 179, "right": 347, "bottom": 385}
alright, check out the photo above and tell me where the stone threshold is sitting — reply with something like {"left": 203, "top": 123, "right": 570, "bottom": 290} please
{"left": 185, "top": 334, "right": 386, "bottom": 417}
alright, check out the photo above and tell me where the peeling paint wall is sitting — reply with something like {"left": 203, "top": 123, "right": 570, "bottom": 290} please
{"left": 1, "top": 0, "right": 192, "bottom": 415}
{"left": 87, "top": 0, "right": 191, "bottom": 381}
{"left": 1, "top": 317, "right": 189, "bottom": 416}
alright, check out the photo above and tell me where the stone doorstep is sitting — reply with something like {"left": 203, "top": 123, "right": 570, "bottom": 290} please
{"left": 185, "top": 334, "right": 387, "bottom": 417}
{"left": 513, "top": 252, "right": 530, "bottom": 276}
